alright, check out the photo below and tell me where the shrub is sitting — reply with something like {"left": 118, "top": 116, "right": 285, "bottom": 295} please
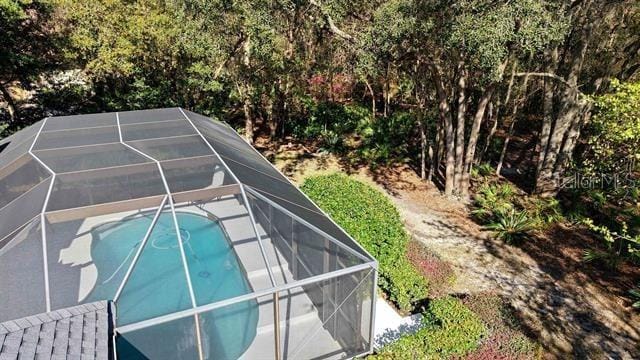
{"left": 292, "top": 101, "right": 371, "bottom": 141}
{"left": 301, "top": 173, "right": 428, "bottom": 312}
{"left": 424, "top": 297, "right": 488, "bottom": 356}
{"left": 486, "top": 209, "right": 533, "bottom": 244}
{"left": 582, "top": 218, "right": 640, "bottom": 268}
{"left": 371, "top": 296, "right": 487, "bottom": 359}
{"left": 528, "top": 197, "right": 563, "bottom": 228}
{"left": 630, "top": 284, "right": 640, "bottom": 309}
{"left": 581, "top": 80, "right": 640, "bottom": 176}
{"left": 357, "top": 111, "right": 418, "bottom": 165}
{"left": 472, "top": 183, "right": 516, "bottom": 221}
{"left": 471, "top": 163, "right": 494, "bottom": 179}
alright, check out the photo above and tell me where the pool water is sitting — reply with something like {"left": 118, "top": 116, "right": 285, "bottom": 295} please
{"left": 89, "top": 211, "right": 258, "bottom": 359}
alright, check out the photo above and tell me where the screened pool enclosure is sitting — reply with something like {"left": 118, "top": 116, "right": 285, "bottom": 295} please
{"left": 0, "top": 108, "right": 377, "bottom": 359}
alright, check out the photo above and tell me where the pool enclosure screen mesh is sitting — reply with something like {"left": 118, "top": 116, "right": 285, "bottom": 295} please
{"left": 0, "top": 108, "right": 377, "bottom": 359}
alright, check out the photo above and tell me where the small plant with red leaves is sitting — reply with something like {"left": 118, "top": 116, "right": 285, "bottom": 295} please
{"left": 407, "top": 241, "right": 456, "bottom": 296}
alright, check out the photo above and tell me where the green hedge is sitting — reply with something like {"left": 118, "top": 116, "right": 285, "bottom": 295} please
{"left": 301, "top": 173, "right": 427, "bottom": 312}
{"left": 371, "top": 296, "right": 487, "bottom": 359}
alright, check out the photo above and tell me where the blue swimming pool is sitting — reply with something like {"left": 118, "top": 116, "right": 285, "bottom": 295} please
{"left": 89, "top": 212, "right": 258, "bottom": 359}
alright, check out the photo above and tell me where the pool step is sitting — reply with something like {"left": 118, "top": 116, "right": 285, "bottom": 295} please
{"left": 255, "top": 311, "right": 319, "bottom": 335}
{"left": 247, "top": 264, "right": 295, "bottom": 285}
{"left": 255, "top": 287, "right": 319, "bottom": 330}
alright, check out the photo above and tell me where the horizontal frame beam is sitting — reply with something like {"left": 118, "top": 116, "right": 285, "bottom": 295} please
{"left": 116, "top": 261, "right": 376, "bottom": 334}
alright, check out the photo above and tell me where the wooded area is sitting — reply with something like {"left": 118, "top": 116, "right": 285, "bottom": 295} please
{"left": 2, "top": 0, "right": 638, "bottom": 197}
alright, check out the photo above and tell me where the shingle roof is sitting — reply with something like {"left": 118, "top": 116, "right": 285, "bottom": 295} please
{"left": 0, "top": 301, "right": 113, "bottom": 360}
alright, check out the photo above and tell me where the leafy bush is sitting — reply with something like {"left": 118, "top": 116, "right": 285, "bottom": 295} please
{"left": 528, "top": 197, "right": 564, "bottom": 227}
{"left": 424, "top": 297, "right": 488, "bottom": 355}
{"left": 471, "top": 163, "right": 494, "bottom": 179}
{"left": 318, "top": 129, "right": 343, "bottom": 152}
{"left": 357, "top": 111, "right": 417, "bottom": 165}
{"left": 630, "top": 284, "right": 640, "bottom": 309}
{"left": 301, "top": 173, "right": 428, "bottom": 312}
{"left": 581, "top": 80, "right": 640, "bottom": 175}
{"left": 473, "top": 182, "right": 564, "bottom": 243}
{"left": 292, "top": 101, "right": 371, "bottom": 141}
{"left": 472, "top": 183, "right": 516, "bottom": 221}
{"left": 486, "top": 209, "right": 533, "bottom": 244}
{"left": 371, "top": 296, "right": 487, "bottom": 359}
{"left": 582, "top": 218, "right": 640, "bottom": 268}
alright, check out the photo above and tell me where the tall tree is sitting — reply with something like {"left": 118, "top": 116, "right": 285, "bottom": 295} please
{"left": 533, "top": 0, "right": 640, "bottom": 196}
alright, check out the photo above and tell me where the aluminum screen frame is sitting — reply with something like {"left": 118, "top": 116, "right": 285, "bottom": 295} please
{"left": 0, "top": 108, "right": 378, "bottom": 359}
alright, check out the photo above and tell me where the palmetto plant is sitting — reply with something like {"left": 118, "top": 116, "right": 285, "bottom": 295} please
{"left": 486, "top": 209, "right": 532, "bottom": 244}
{"left": 472, "top": 183, "right": 516, "bottom": 221}
{"left": 629, "top": 285, "right": 640, "bottom": 309}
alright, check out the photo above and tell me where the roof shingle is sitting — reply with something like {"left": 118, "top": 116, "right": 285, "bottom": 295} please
{"left": 0, "top": 301, "right": 113, "bottom": 360}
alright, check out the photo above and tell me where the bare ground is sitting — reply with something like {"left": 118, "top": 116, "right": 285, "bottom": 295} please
{"left": 270, "top": 146, "right": 640, "bottom": 359}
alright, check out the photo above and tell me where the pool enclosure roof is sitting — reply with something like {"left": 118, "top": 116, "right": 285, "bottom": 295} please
{"left": 0, "top": 108, "right": 376, "bottom": 326}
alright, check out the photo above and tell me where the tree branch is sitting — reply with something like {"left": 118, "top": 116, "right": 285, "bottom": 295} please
{"left": 309, "top": 0, "right": 355, "bottom": 43}
{"left": 514, "top": 72, "right": 579, "bottom": 91}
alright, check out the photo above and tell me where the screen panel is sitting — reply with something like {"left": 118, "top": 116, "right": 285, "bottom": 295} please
{"left": 125, "top": 136, "right": 212, "bottom": 161}
{"left": 246, "top": 185, "right": 371, "bottom": 259}
{"left": 0, "top": 154, "right": 51, "bottom": 209}
{"left": 172, "top": 194, "right": 275, "bottom": 296}
{"left": 247, "top": 192, "right": 366, "bottom": 286}
{"left": 0, "top": 119, "right": 43, "bottom": 154}
{"left": 117, "top": 315, "right": 200, "bottom": 360}
{"left": 115, "top": 205, "right": 193, "bottom": 326}
{"left": 0, "top": 176, "right": 51, "bottom": 242}
{"left": 33, "top": 126, "right": 120, "bottom": 150}
{"left": 119, "top": 108, "right": 184, "bottom": 125}
{"left": 198, "top": 297, "right": 265, "bottom": 359}
{"left": 34, "top": 143, "right": 152, "bottom": 173}
{"left": 281, "top": 268, "right": 373, "bottom": 360}
{"left": 45, "top": 199, "right": 164, "bottom": 311}
{"left": 161, "top": 156, "right": 234, "bottom": 194}
{"left": 47, "top": 163, "right": 166, "bottom": 211}
{"left": 0, "top": 134, "right": 37, "bottom": 171}
{"left": 43, "top": 113, "right": 117, "bottom": 131}
{"left": 121, "top": 119, "right": 197, "bottom": 141}
{"left": 0, "top": 218, "right": 46, "bottom": 322}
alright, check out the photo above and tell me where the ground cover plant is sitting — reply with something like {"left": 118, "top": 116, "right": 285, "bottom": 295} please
{"left": 406, "top": 241, "right": 456, "bottom": 297}
{"left": 370, "top": 296, "right": 487, "bottom": 359}
{"left": 301, "top": 173, "right": 428, "bottom": 312}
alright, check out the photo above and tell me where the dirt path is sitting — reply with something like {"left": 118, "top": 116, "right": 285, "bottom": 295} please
{"left": 393, "top": 184, "right": 639, "bottom": 359}
{"left": 273, "top": 150, "right": 640, "bottom": 359}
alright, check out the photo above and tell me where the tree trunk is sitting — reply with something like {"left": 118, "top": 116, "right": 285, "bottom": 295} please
{"left": 418, "top": 112, "right": 427, "bottom": 180}
{"left": 241, "top": 36, "right": 254, "bottom": 143}
{"left": 428, "top": 141, "right": 435, "bottom": 181}
{"left": 0, "top": 83, "right": 17, "bottom": 123}
{"left": 266, "top": 90, "right": 276, "bottom": 139}
{"left": 459, "top": 59, "right": 507, "bottom": 197}
{"left": 497, "top": 73, "right": 531, "bottom": 175}
{"left": 241, "top": 83, "right": 254, "bottom": 143}
{"left": 536, "top": 48, "right": 559, "bottom": 177}
{"left": 479, "top": 100, "right": 496, "bottom": 163}
{"left": 454, "top": 61, "right": 467, "bottom": 194}
{"left": 431, "top": 63, "right": 455, "bottom": 196}
{"left": 535, "top": 23, "right": 591, "bottom": 196}
{"left": 460, "top": 86, "right": 495, "bottom": 197}
{"left": 383, "top": 63, "right": 390, "bottom": 117}
{"left": 364, "top": 78, "right": 376, "bottom": 120}
{"left": 480, "top": 61, "right": 517, "bottom": 162}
